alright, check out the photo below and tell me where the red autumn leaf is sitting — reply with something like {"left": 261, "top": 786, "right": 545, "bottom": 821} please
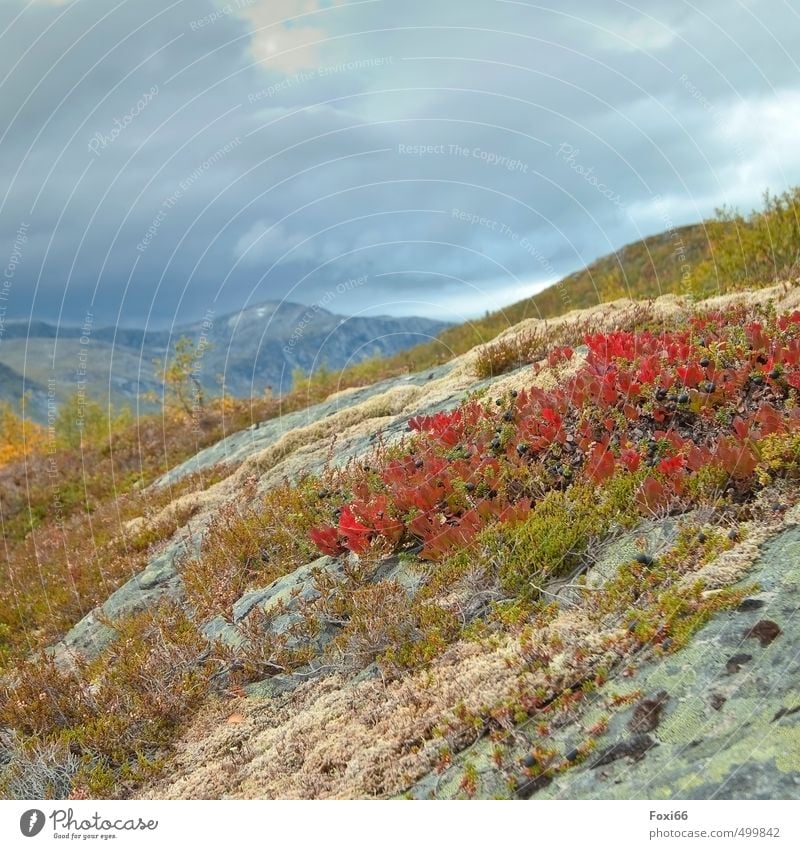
{"left": 754, "top": 403, "right": 784, "bottom": 436}
{"left": 338, "top": 506, "right": 372, "bottom": 554}
{"left": 309, "top": 525, "right": 345, "bottom": 557}
{"left": 685, "top": 443, "right": 712, "bottom": 472}
{"left": 745, "top": 322, "right": 769, "bottom": 352}
{"left": 548, "top": 346, "right": 573, "bottom": 367}
{"left": 677, "top": 363, "right": 704, "bottom": 388}
{"left": 732, "top": 416, "right": 750, "bottom": 440}
{"left": 637, "top": 477, "right": 667, "bottom": 511}
{"left": 713, "top": 439, "right": 758, "bottom": 480}
{"left": 586, "top": 443, "right": 616, "bottom": 484}
{"left": 658, "top": 455, "right": 685, "bottom": 477}
{"left": 623, "top": 403, "right": 639, "bottom": 422}
{"left": 620, "top": 448, "right": 641, "bottom": 472}
{"left": 408, "top": 410, "right": 463, "bottom": 445}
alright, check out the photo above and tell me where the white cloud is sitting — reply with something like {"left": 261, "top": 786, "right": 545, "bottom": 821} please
{"left": 723, "top": 90, "right": 800, "bottom": 186}
{"left": 232, "top": 0, "right": 345, "bottom": 73}
{"left": 364, "top": 276, "right": 558, "bottom": 322}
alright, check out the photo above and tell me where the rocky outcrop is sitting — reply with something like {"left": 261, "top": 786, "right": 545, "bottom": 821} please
{"left": 154, "top": 363, "right": 454, "bottom": 487}
{"left": 405, "top": 523, "right": 800, "bottom": 799}
{"left": 49, "top": 534, "right": 201, "bottom": 666}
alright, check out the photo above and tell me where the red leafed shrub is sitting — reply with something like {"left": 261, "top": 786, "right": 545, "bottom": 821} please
{"left": 408, "top": 410, "right": 463, "bottom": 446}
{"left": 637, "top": 477, "right": 669, "bottom": 512}
{"left": 745, "top": 322, "right": 770, "bottom": 352}
{"left": 585, "top": 330, "right": 639, "bottom": 364}
{"left": 547, "top": 346, "right": 573, "bottom": 367}
{"left": 338, "top": 506, "right": 373, "bottom": 554}
{"left": 308, "top": 302, "right": 800, "bottom": 562}
{"left": 711, "top": 439, "right": 759, "bottom": 480}
{"left": 620, "top": 448, "right": 642, "bottom": 472}
{"left": 778, "top": 311, "right": 800, "bottom": 331}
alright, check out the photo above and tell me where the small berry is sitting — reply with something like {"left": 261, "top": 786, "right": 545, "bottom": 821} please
{"left": 503, "top": 411, "right": 515, "bottom": 422}
{"left": 414, "top": 458, "right": 424, "bottom": 468}
{"left": 703, "top": 381, "right": 716, "bottom": 393}
{"left": 655, "top": 388, "right": 667, "bottom": 401}
{"left": 495, "top": 398, "right": 503, "bottom": 406}
{"left": 465, "top": 482, "right": 476, "bottom": 492}
{"left": 769, "top": 368, "right": 781, "bottom": 380}
{"left": 699, "top": 357, "right": 710, "bottom": 368}
{"left": 635, "top": 553, "right": 654, "bottom": 566}
{"left": 516, "top": 443, "right": 529, "bottom": 455}
{"left": 510, "top": 390, "right": 518, "bottom": 398}
{"left": 522, "top": 752, "right": 537, "bottom": 768}
{"left": 677, "top": 392, "right": 690, "bottom": 404}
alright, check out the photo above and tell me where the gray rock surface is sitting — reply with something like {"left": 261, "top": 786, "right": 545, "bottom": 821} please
{"left": 50, "top": 533, "right": 201, "bottom": 664}
{"left": 201, "top": 555, "right": 345, "bottom": 652}
{"left": 404, "top": 524, "right": 800, "bottom": 799}
{"left": 154, "top": 360, "right": 539, "bottom": 489}
{"left": 203, "top": 552, "right": 424, "bottom": 694}
{"left": 154, "top": 364, "right": 454, "bottom": 487}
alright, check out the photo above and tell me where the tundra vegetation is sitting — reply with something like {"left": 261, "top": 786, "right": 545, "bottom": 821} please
{"left": 1, "top": 188, "right": 800, "bottom": 798}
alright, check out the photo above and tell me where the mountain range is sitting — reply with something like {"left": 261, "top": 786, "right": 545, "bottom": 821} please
{"left": 0, "top": 301, "right": 449, "bottom": 421}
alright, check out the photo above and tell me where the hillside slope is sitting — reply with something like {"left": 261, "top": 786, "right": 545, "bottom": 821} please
{"left": 3, "top": 283, "right": 800, "bottom": 800}
{"left": 0, "top": 361, "right": 48, "bottom": 417}
{"left": 479, "top": 223, "right": 711, "bottom": 327}
{"left": 369, "top": 187, "right": 800, "bottom": 381}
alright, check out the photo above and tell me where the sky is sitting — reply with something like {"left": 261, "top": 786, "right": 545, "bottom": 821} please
{"left": 1, "top": 0, "right": 800, "bottom": 330}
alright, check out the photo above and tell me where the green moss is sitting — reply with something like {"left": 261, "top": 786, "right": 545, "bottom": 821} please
{"left": 467, "top": 482, "right": 636, "bottom": 597}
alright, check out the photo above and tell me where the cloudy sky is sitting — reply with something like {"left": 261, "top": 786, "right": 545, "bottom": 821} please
{"left": 1, "top": 0, "right": 800, "bottom": 329}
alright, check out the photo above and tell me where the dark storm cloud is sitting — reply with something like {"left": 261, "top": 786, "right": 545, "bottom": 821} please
{"left": 1, "top": 0, "right": 800, "bottom": 328}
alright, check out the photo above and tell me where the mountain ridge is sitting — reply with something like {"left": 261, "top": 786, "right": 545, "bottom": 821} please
{"left": 0, "top": 299, "right": 450, "bottom": 419}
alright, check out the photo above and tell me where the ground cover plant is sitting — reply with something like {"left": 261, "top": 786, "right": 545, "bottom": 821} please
{"left": 309, "top": 301, "right": 800, "bottom": 567}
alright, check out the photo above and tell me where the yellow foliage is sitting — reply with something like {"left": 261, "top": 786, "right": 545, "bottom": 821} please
{"left": 0, "top": 402, "right": 46, "bottom": 467}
